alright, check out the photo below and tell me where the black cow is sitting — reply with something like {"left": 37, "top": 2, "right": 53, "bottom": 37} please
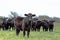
{"left": 40, "top": 20, "right": 55, "bottom": 32}
{"left": 36, "top": 20, "right": 49, "bottom": 32}
{"left": 2, "top": 18, "right": 8, "bottom": 30}
{"left": 2, "top": 18, "right": 15, "bottom": 30}
{"left": 0, "top": 20, "right": 4, "bottom": 30}
{"left": 31, "top": 18, "right": 38, "bottom": 31}
{"left": 36, "top": 20, "right": 42, "bottom": 31}
{"left": 48, "top": 20, "right": 55, "bottom": 32}
{"left": 42, "top": 20, "right": 49, "bottom": 31}
{"left": 6, "top": 18, "right": 15, "bottom": 30}
{"left": 14, "top": 13, "right": 35, "bottom": 38}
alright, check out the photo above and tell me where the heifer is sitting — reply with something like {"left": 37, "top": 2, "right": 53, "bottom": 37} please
{"left": 0, "top": 19, "right": 4, "bottom": 30}
{"left": 48, "top": 20, "right": 55, "bottom": 32}
{"left": 2, "top": 18, "right": 8, "bottom": 30}
{"left": 14, "top": 16, "right": 23, "bottom": 36}
{"left": 7, "top": 18, "right": 15, "bottom": 30}
{"left": 36, "top": 20, "right": 42, "bottom": 31}
{"left": 42, "top": 20, "right": 49, "bottom": 31}
{"left": 14, "top": 13, "right": 35, "bottom": 38}
{"left": 42, "top": 20, "right": 55, "bottom": 32}
{"left": 32, "top": 18, "right": 38, "bottom": 31}
{"left": 34, "top": 19, "right": 49, "bottom": 32}
{"left": 2, "top": 18, "right": 14, "bottom": 30}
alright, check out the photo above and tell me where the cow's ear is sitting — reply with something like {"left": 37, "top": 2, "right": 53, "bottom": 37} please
{"left": 24, "top": 14, "right": 28, "bottom": 16}
{"left": 32, "top": 14, "right": 36, "bottom": 16}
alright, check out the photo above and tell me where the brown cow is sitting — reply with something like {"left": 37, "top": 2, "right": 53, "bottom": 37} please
{"left": 14, "top": 16, "right": 24, "bottom": 36}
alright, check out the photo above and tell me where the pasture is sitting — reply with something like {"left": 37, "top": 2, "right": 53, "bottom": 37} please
{"left": 0, "top": 22, "right": 60, "bottom": 40}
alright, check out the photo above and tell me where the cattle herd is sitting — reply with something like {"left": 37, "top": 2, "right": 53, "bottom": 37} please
{"left": 0, "top": 13, "right": 55, "bottom": 38}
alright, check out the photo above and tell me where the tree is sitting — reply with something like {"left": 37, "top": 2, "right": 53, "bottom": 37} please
{"left": 8, "top": 11, "right": 19, "bottom": 19}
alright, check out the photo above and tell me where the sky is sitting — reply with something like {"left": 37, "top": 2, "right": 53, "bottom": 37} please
{"left": 0, "top": 0, "right": 60, "bottom": 17}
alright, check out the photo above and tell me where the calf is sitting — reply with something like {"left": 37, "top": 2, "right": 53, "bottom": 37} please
{"left": 14, "top": 13, "right": 35, "bottom": 38}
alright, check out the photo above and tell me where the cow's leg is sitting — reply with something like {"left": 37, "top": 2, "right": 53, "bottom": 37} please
{"left": 43, "top": 26, "right": 48, "bottom": 31}
{"left": 49, "top": 26, "right": 53, "bottom": 32}
{"left": 45, "top": 26, "right": 48, "bottom": 31}
{"left": 49, "top": 26, "right": 51, "bottom": 31}
{"left": 11, "top": 26, "right": 14, "bottom": 31}
{"left": 51, "top": 27, "right": 53, "bottom": 32}
{"left": 36, "top": 26, "right": 40, "bottom": 31}
{"left": 32, "top": 26, "right": 36, "bottom": 31}
{"left": 43, "top": 28, "right": 45, "bottom": 31}
{"left": 0, "top": 26, "right": 1, "bottom": 30}
{"left": 37, "top": 28, "right": 40, "bottom": 31}
{"left": 6, "top": 24, "right": 10, "bottom": 30}
{"left": 10, "top": 25, "right": 14, "bottom": 30}
{"left": 16, "top": 28, "right": 20, "bottom": 36}
{"left": 2, "top": 25, "right": 5, "bottom": 30}
{"left": 23, "top": 30, "right": 26, "bottom": 37}
{"left": 34, "top": 26, "right": 36, "bottom": 31}
{"left": 42, "top": 26, "right": 45, "bottom": 31}
{"left": 5, "top": 25, "right": 8, "bottom": 30}
{"left": 51, "top": 25, "right": 54, "bottom": 32}
{"left": 45, "top": 28, "right": 48, "bottom": 31}
{"left": 49, "top": 28, "right": 51, "bottom": 32}
{"left": 27, "top": 28, "right": 30, "bottom": 38}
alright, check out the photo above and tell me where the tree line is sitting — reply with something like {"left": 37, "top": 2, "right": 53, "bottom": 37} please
{"left": 0, "top": 11, "right": 60, "bottom": 23}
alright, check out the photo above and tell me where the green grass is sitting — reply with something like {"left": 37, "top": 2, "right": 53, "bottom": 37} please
{"left": 0, "top": 22, "right": 60, "bottom": 40}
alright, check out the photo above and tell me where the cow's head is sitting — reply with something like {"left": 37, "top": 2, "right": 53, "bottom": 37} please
{"left": 24, "top": 13, "right": 35, "bottom": 21}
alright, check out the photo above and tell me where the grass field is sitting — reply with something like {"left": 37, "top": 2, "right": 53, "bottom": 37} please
{"left": 0, "top": 22, "right": 60, "bottom": 40}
